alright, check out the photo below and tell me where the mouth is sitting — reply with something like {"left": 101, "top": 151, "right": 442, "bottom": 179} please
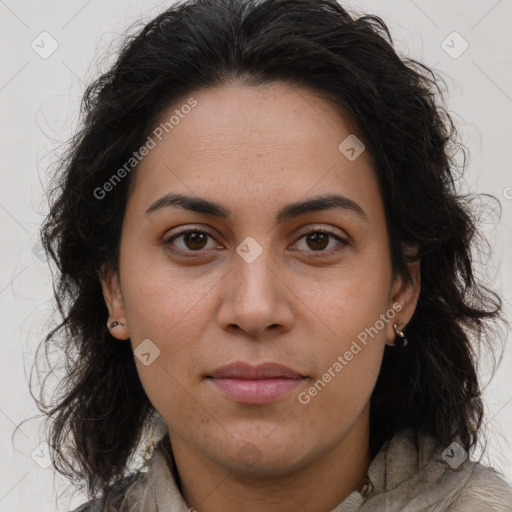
{"left": 205, "top": 362, "right": 307, "bottom": 404}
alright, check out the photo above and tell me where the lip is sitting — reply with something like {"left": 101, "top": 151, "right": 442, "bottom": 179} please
{"left": 208, "top": 362, "right": 304, "bottom": 379}
{"left": 206, "top": 362, "right": 307, "bottom": 404}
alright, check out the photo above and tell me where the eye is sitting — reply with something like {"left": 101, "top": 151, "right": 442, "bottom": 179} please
{"left": 292, "top": 227, "right": 348, "bottom": 257}
{"left": 164, "top": 229, "right": 220, "bottom": 256}
{"left": 163, "top": 226, "right": 348, "bottom": 258}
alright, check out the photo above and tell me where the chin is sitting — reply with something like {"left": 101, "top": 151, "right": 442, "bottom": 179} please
{"left": 227, "top": 455, "right": 305, "bottom": 479}
{"left": 211, "top": 436, "right": 313, "bottom": 478}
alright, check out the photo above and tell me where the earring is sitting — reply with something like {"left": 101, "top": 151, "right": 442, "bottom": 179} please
{"left": 386, "top": 322, "right": 408, "bottom": 347}
{"left": 107, "top": 320, "right": 130, "bottom": 340}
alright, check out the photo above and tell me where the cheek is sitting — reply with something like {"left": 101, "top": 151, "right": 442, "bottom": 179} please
{"left": 121, "top": 247, "right": 216, "bottom": 342}
{"left": 129, "top": 300, "right": 210, "bottom": 421}
{"left": 120, "top": 262, "right": 217, "bottom": 403}
{"left": 297, "top": 335, "right": 384, "bottom": 442}
{"left": 294, "top": 252, "right": 391, "bottom": 343}
{"left": 291, "top": 257, "right": 390, "bottom": 413}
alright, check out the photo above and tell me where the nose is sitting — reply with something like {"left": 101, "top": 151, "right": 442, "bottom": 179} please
{"left": 216, "top": 244, "right": 295, "bottom": 340}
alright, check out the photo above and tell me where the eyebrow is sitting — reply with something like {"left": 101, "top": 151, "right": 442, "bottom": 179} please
{"left": 144, "top": 192, "right": 368, "bottom": 223}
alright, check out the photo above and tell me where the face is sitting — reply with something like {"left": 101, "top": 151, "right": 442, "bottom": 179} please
{"left": 101, "top": 81, "right": 420, "bottom": 477}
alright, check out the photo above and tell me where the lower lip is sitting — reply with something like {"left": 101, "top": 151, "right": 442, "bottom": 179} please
{"left": 208, "top": 377, "right": 305, "bottom": 404}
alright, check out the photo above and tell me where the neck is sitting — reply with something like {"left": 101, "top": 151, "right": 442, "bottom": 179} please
{"left": 169, "top": 407, "right": 372, "bottom": 512}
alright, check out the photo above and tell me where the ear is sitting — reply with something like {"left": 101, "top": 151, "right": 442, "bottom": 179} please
{"left": 98, "top": 262, "right": 130, "bottom": 340}
{"left": 385, "top": 254, "right": 421, "bottom": 345}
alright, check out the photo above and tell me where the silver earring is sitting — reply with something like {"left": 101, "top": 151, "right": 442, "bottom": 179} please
{"left": 386, "top": 323, "right": 408, "bottom": 347}
{"left": 109, "top": 321, "right": 125, "bottom": 329}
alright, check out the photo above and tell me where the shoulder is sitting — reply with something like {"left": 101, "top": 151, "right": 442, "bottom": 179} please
{"left": 388, "top": 428, "right": 512, "bottom": 510}
{"left": 449, "top": 461, "right": 512, "bottom": 511}
{"left": 69, "top": 471, "right": 149, "bottom": 512}
{"left": 69, "top": 500, "right": 102, "bottom": 512}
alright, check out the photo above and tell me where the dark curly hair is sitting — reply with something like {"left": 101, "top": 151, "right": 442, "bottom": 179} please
{"left": 18, "top": 0, "right": 507, "bottom": 503}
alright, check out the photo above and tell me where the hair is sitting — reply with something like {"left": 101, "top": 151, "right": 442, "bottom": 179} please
{"left": 20, "top": 0, "right": 508, "bottom": 502}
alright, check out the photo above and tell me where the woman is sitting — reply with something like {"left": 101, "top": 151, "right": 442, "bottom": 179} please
{"left": 32, "top": 0, "right": 512, "bottom": 510}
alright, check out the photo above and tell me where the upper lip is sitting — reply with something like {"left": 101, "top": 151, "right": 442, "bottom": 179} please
{"left": 207, "top": 362, "right": 304, "bottom": 379}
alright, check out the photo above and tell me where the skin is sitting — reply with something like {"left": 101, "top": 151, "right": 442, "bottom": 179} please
{"left": 100, "top": 80, "right": 420, "bottom": 512}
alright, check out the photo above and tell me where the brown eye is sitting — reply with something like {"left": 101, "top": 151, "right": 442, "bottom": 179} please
{"left": 293, "top": 229, "right": 348, "bottom": 256}
{"left": 305, "top": 232, "right": 330, "bottom": 251}
{"left": 182, "top": 232, "right": 208, "bottom": 250}
{"left": 164, "top": 229, "right": 218, "bottom": 254}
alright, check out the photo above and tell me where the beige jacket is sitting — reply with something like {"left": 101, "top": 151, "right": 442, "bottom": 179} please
{"left": 72, "top": 427, "right": 512, "bottom": 511}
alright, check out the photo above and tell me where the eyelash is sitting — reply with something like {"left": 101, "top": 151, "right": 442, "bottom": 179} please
{"left": 163, "top": 227, "right": 348, "bottom": 258}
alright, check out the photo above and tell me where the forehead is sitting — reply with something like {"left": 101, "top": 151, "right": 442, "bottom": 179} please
{"left": 146, "top": 80, "right": 356, "bottom": 164}
{"left": 127, "top": 81, "right": 382, "bottom": 225}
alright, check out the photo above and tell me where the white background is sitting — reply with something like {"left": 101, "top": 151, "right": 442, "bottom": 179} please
{"left": 1, "top": 1, "right": 511, "bottom": 510}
